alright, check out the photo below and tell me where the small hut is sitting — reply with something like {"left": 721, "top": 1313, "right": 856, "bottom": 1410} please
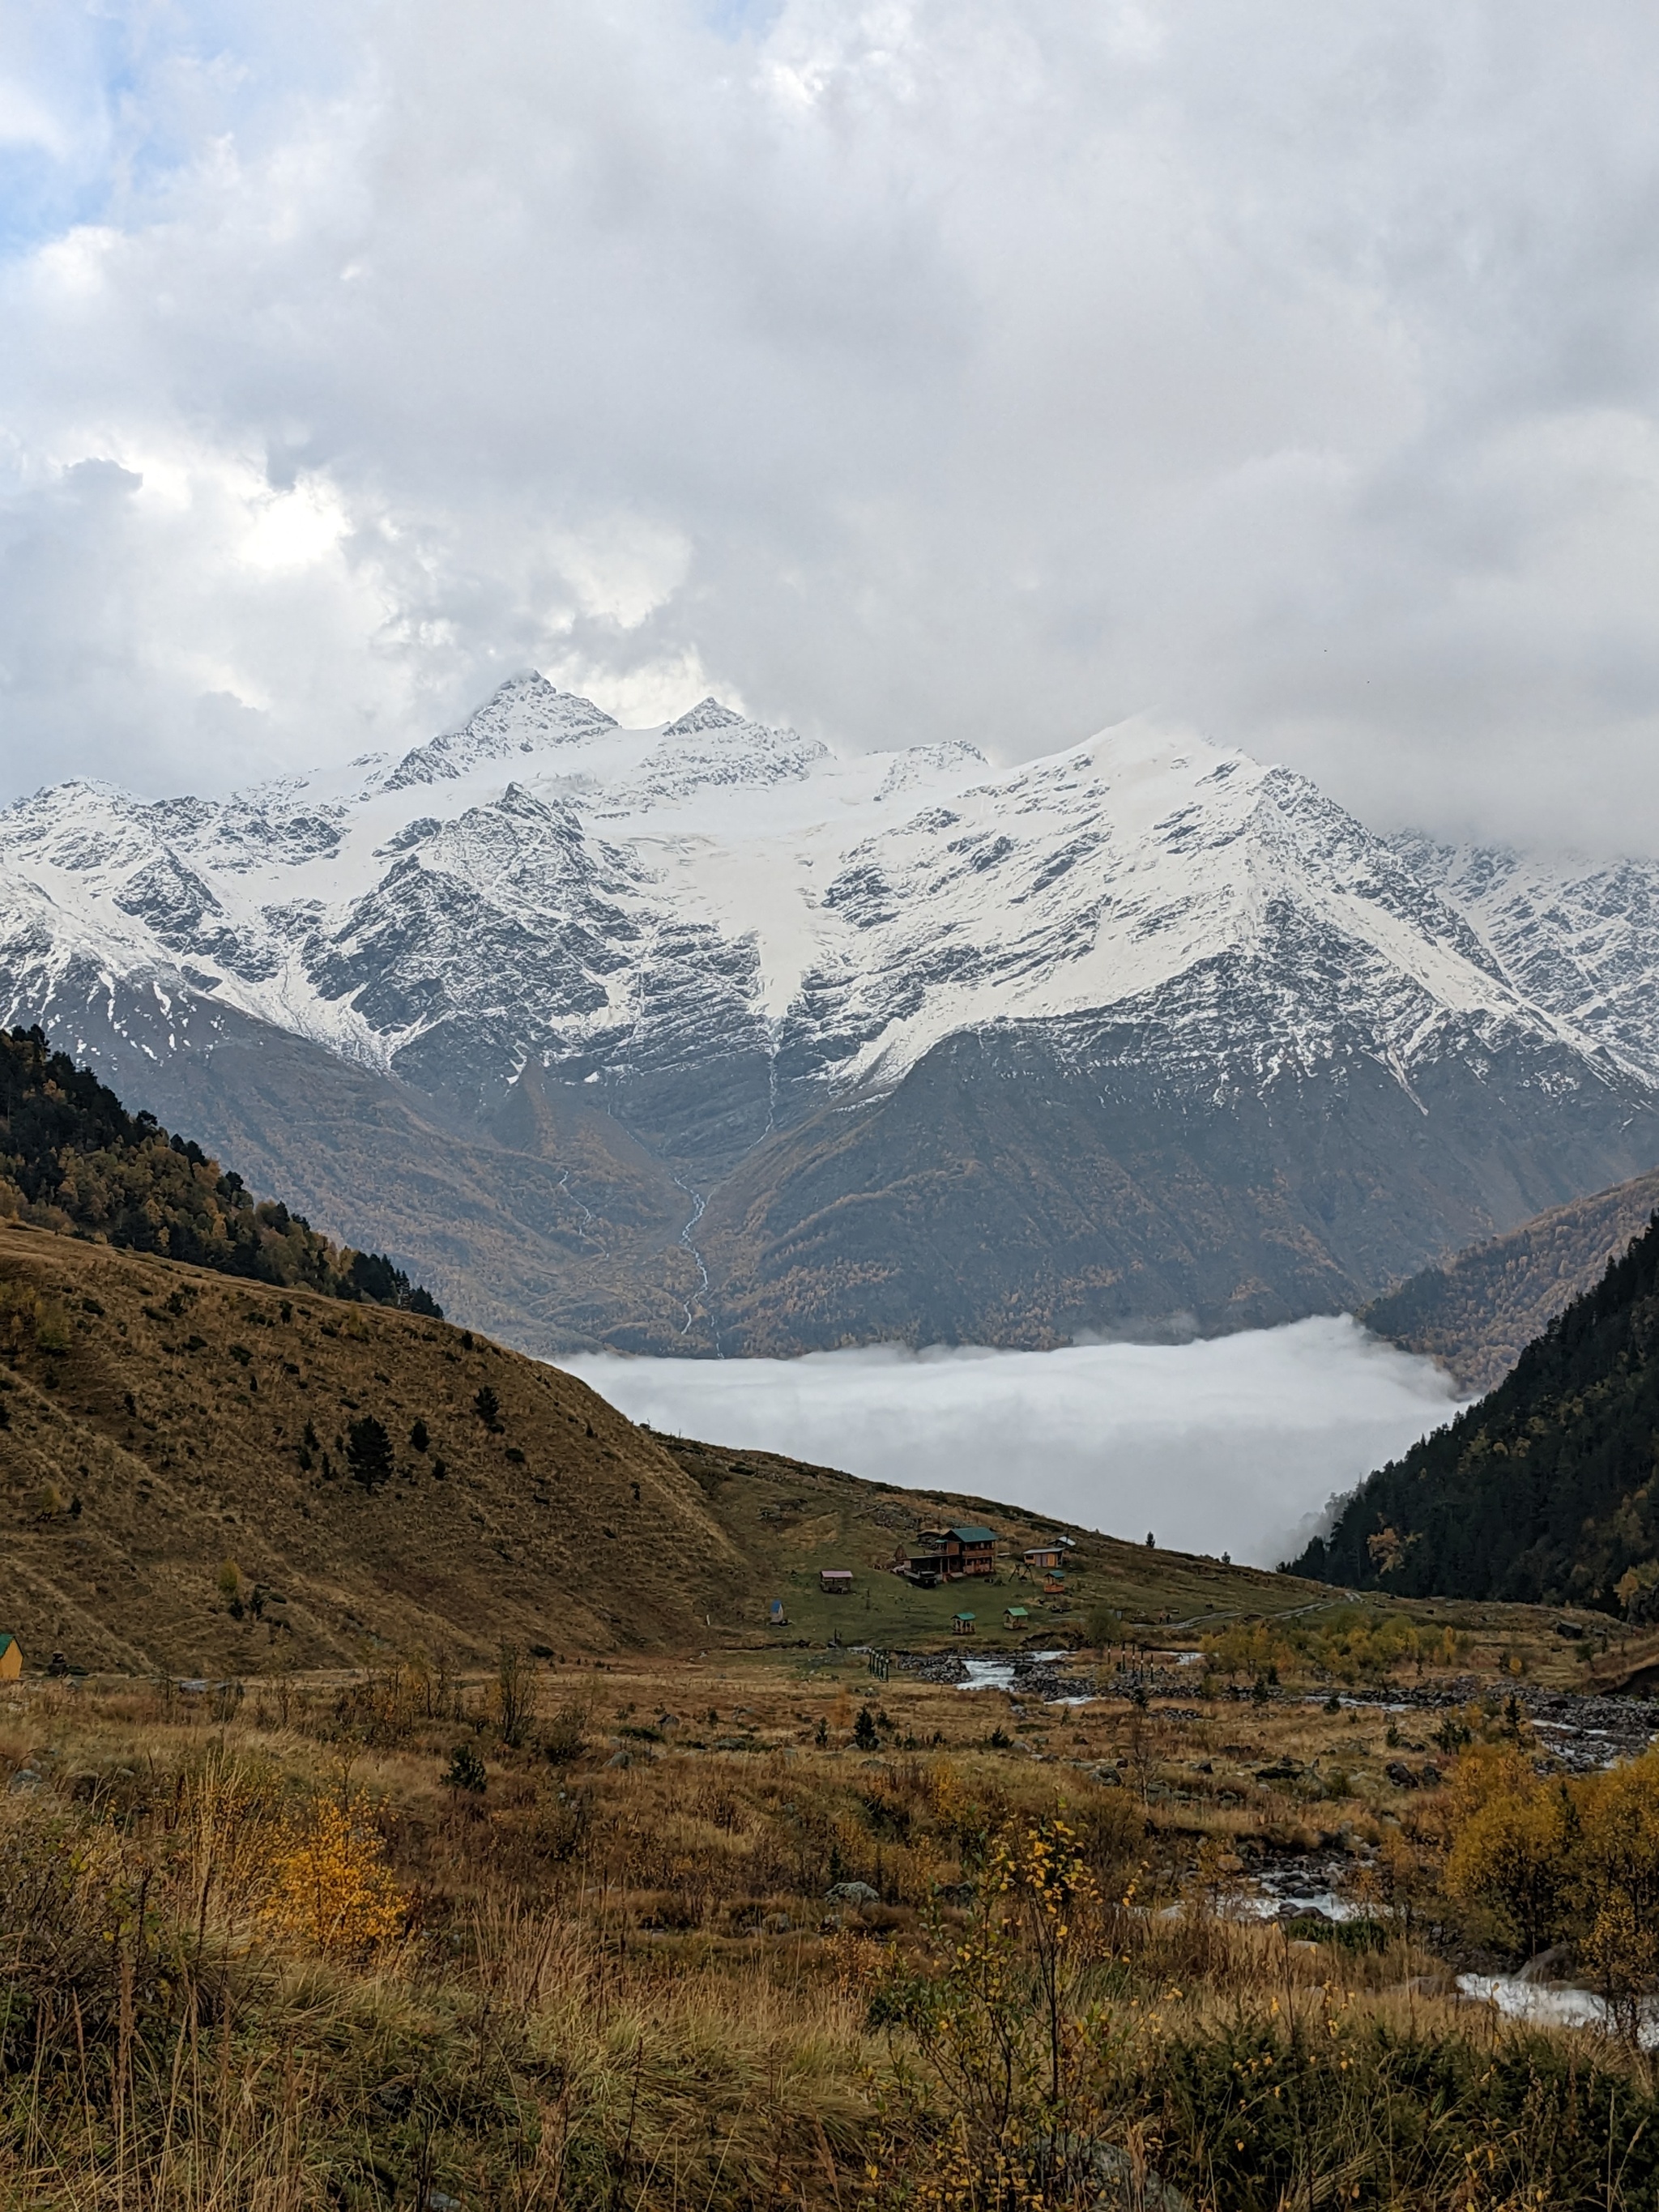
{"left": 1004, "top": 1604, "right": 1030, "bottom": 1630}
{"left": 820, "top": 1569, "right": 854, "bottom": 1596}
{"left": 0, "top": 1634, "right": 19, "bottom": 1681}
{"left": 953, "top": 1610, "right": 976, "bottom": 1636}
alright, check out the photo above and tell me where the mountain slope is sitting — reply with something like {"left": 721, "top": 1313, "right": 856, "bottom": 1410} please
{"left": 0, "top": 1219, "right": 1324, "bottom": 1675}
{"left": 6, "top": 676, "right": 1659, "bottom": 1352}
{"left": 0, "top": 1219, "right": 739, "bottom": 1671}
{"left": 1294, "top": 1215, "right": 1659, "bottom": 1608}
{"left": 1363, "top": 1167, "right": 1659, "bottom": 1393}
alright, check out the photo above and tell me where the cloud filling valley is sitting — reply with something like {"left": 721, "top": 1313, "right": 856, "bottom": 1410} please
{"left": 560, "top": 1317, "right": 1466, "bottom": 1568}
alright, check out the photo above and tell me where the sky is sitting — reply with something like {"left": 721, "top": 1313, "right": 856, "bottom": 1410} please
{"left": 2, "top": 2, "right": 1658, "bottom": 849}
{"left": 559, "top": 1318, "right": 1467, "bottom": 1567}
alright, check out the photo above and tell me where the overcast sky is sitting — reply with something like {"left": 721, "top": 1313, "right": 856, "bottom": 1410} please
{"left": 2, "top": 2, "right": 1658, "bottom": 848}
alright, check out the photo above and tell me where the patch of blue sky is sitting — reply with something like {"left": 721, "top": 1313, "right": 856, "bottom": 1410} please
{"left": 0, "top": 0, "right": 356, "bottom": 264}
{"left": 698, "top": 0, "right": 785, "bottom": 45}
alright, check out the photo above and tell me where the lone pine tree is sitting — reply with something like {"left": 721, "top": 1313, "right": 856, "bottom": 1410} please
{"left": 345, "top": 1416, "right": 394, "bottom": 1494}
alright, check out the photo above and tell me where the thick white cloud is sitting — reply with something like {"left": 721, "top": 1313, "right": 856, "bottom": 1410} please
{"left": 560, "top": 1319, "right": 1465, "bottom": 1567}
{"left": 2, "top": 0, "right": 1658, "bottom": 846}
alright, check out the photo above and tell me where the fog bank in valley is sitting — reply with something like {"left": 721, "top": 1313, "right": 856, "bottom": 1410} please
{"left": 561, "top": 1316, "right": 1465, "bottom": 1568}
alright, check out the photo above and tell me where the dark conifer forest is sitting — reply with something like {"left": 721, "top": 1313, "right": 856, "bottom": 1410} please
{"left": 1295, "top": 1212, "right": 1659, "bottom": 1609}
{"left": 0, "top": 1025, "right": 440, "bottom": 1317}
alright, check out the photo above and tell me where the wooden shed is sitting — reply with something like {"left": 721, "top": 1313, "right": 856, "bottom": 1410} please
{"left": 1004, "top": 1605, "right": 1030, "bottom": 1630}
{"left": 953, "top": 1611, "right": 976, "bottom": 1635}
{"left": 820, "top": 1569, "right": 854, "bottom": 1595}
{"left": 0, "top": 1634, "right": 20, "bottom": 1681}
{"left": 1023, "top": 1546, "right": 1063, "bottom": 1573}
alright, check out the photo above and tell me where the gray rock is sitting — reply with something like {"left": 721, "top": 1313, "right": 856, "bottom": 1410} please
{"left": 605, "top": 1750, "right": 631, "bottom": 1769}
{"left": 825, "top": 1880, "right": 881, "bottom": 1907}
{"left": 7, "top": 1770, "right": 41, "bottom": 1795}
{"left": 1024, "top": 2133, "right": 1192, "bottom": 2212}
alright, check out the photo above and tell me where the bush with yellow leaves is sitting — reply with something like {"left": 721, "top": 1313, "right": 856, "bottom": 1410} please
{"left": 262, "top": 1793, "right": 407, "bottom": 1955}
{"left": 1446, "top": 1742, "right": 1659, "bottom": 2039}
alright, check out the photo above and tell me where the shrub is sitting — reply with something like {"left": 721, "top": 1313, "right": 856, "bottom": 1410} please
{"left": 444, "top": 1741, "right": 488, "bottom": 1794}
{"left": 262, "top": 1796, "right": 407, "bottom": 1954}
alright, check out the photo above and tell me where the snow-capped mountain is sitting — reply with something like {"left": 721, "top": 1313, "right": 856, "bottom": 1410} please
{"left": 6, "top": 674, "right": 1659, "bottom": 1355}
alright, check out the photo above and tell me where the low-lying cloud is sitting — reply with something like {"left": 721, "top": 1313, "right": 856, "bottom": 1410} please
{"left": 559, "top": 1316, "right": 1465, "bottom": 1568}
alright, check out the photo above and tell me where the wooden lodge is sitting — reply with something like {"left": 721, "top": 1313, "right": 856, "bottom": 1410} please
{"left": 906, "top": 1524, "right": 999, "bottom": 1583}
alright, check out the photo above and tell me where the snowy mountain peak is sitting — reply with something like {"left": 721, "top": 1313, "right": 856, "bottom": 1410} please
{"left": 659, "top": 697, "right": 746, "bottom": 736}
{"left": 7, "top": 693, "right": 1659, "bottom": 1175}
{"left": 604, "top": 714, "right": 832, "bottom": 812}
{"left": 383, "top": 673, "right": 616, "bottom": 792}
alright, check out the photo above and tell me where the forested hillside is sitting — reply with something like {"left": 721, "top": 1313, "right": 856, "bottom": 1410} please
{"left": 1363, "top": 1169, "right": 1659, "bottom": 1392}
{"left": 0, "top": 1025, "right": 439, "bottom": 1315}
{"left": 1299, "top": 1215, "right": 1659, "bottom": 1609}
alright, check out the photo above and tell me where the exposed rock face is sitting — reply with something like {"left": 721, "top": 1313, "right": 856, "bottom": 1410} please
{"left": 6, "top": 676, "right": 1659, "bottom": 1354}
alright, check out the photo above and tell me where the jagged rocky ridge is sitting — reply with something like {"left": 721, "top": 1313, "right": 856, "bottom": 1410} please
{"left": 4, "top": 675, "right": 1659, "bottom": 1354}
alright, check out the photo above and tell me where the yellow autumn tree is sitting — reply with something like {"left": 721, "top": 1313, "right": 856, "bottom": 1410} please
{"left": 263, "top": 1796, "right": 407, "bottom": 1955}
{"left": 1573, "top": 1750, "right": 1659, "bottom": 2040}
{"left": 1444, "top": 1745, "right": 1576, "bottom": 1958}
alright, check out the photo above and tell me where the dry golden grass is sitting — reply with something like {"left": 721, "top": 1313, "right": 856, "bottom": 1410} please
{"left": 1, "top": 1635, "right": 1657, "bottom": 2210}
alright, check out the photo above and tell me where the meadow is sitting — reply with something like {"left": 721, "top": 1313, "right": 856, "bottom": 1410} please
{"left": 4, "top": 1619, "right": 1659, "bottom": 2210}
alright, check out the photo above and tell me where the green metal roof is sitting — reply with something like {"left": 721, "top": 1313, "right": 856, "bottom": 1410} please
{"left": 1004, "top": 1605, "right": 1029, "bottom": 1618}
{"left": 949, "top": 1524, "right": 998, "bottom": 1544}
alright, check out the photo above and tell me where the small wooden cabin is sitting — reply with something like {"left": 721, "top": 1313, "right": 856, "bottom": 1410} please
{"left": 952, "top": 1610, "right": 976, "bottom": 1636}
{"left": 0, "top": 1634, "right": 19, "bottom": 1681}
{"left": 820, "top": 1569, "right": 854, "bottom": 1596}
{"left": 1023, "top": 1546, "right": 1063, "bottom": 1573}
{"left": 1004, "top": 1605, "right": 1030, "bottom": 1630}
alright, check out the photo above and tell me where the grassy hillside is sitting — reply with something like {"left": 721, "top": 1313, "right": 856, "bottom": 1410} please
{"left": 0, "top": 1220, "right": 740, "bottom": 1670}
{"left": 0, "top": 1217, "right": 1342, "bottom": 1675}
{"left": 663, "top": 1430, "right": 1320, "bottom": 1648}
{"left": 1363, "top": 1166, "right": 1659, "bottom": 1392}
{"left": 1299, "top": 1212, "right": 1659, "bottom": 1609}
